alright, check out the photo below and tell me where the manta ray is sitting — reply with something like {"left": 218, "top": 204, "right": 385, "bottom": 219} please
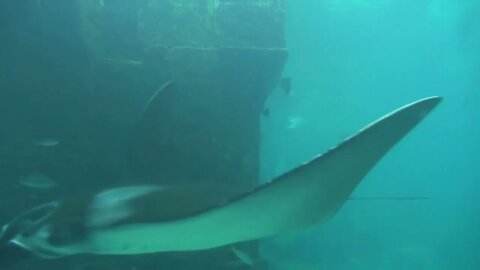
{"left": 0, "top": 96, "right": 441, "bottom": 261}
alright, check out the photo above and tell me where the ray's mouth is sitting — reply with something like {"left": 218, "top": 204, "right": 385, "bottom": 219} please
{"left": 0, "top": 202, "right": 60, "bottom": 246}
{"left": 9, "top": 237, "right": 65, "bottom": 259}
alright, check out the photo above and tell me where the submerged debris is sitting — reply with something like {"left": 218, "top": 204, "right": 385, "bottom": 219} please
{"left": 231, "top": 247, "right": 254, "bottom": 266}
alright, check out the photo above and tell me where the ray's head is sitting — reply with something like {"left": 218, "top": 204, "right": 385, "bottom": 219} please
{"left": 0, "top": 185, "right": 163, "bottom": 259}
{"left": 0, "top": 201, "right": 88, "bottom": 259}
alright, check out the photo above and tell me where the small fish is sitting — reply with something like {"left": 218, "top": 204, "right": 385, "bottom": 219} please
{"left": 33, "top": 138, "right": 59, "bottom": 147}
{"left": 286, "top": 116, "right": 305, "bottom": 129}
{"left": 279, "top": 77, "right": 291, "bottom": 95}
{"left": 19, "top": 173, "right": 56, "bottom": 189}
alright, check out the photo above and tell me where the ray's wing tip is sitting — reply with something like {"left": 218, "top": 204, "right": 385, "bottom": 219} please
{"left": 406, "top": 96, "right": 443, "bottom": 116}
{"left": 417, "top": 96, "right": 443, "bottom": 106}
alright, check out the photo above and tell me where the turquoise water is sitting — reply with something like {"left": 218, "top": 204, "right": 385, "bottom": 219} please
{"left": 261, "top": 1, "right": 479, "bottom": 269}
{"left": 0, "top": 1, "right": 478, "bottom": 269}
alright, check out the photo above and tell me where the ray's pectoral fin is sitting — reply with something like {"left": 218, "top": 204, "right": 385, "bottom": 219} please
{"left": 185, "top": 97, "right": 443, "bottom": 249}
{"left": 290, "top": 96, "right": 443, "bottom": 220}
